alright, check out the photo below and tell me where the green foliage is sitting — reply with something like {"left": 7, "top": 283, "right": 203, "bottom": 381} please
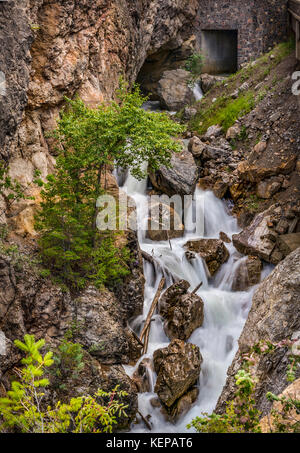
{"left": 195, "top": 92, "right": 255, "bottom": 135}
{"left": 0, "top": 335, "right": 128, "bottom": 433}
{"left": 189, "top": 40, "right": 294, "bottom": 135}
{"left": 188, "top": 338, "right": 300, "bottom": 434}
{"left": 266, "top": 392, "right": 300, "bottom": 433}
{"left": 184, "top": 53, "right": 204, "bottom": 85}
{"left": 51, "top": 340, "right": 85, "bottom": 388}
{"left": 35, "top": 80, "right": 184, "bottom": 289}
{"left": 0, "top": 162, "right": 38, "bottom": 221}
{"left": 187, "top": 369, "right": 261, "bottom": 433}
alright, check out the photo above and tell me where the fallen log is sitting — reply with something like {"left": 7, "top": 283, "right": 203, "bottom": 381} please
{"left": 192, "top": 281, "right": 203, "bottom": 294}
{"left": 139, "top": 277, "right": 165, "bottom": 342}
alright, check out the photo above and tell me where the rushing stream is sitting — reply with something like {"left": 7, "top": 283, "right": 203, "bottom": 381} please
{"left": 114, "top": 94, "right": 271, "bottom": 433}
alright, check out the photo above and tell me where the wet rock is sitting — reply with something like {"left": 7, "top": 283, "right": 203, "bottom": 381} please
{"left": 216, "top": 248, "right": 300, "bottom": 416}
{"left": 149, "top": 149, "right": 198, "bottom": 197}
{"left": 219, "top": 232, "right": 231, "bottom": 243}
{"left": 132, "top": 358, "right": 153, "bottom": 393}
{"left": 157, "top": 69, "right": 195, "bottom": 111}
{"left": 213, "top": 181, "right": 229, "bottom": 199}
{"left": 232, "top": 207, "right": 276, "bottom": 262}
{"left": 154, "top": 339, "right": 202, "bottom": 407}
{"left": 146, "top": 202, "right": 184, "bottom": 241}
{"left": 204, "top": 125, "right": 222, "bottom": 139}
{"left": 184, "top": 239, "right": 230, "bottom": 276}
{"left": 188, "top": 136, "right": 205, "bottom": 158}
{"left": 256, "top": 177, "right": 282, "bottom": 199}
{"left": 159, "top": 280, "right": 204, "bottom": 340}
{"left": 161, "top": 386, "right": 199, "bottom": 422}
{"left": 232, "top": 256, "right": 262, "bottom": 291}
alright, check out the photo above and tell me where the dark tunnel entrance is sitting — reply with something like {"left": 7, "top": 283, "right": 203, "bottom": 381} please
{"left": 200, "top": 30, "right": 238, "bottom": 74}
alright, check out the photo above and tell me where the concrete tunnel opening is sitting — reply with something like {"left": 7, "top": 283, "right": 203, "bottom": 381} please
{"left": 200, "top": 29, "right": 238, "bottom": 74}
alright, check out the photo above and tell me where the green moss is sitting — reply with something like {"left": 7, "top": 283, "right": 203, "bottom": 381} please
{"left": 192, "top": 92, "right": 255, "bottom": 135}
{"left": 189, "top": 39, "right": 295, "bottom": 135}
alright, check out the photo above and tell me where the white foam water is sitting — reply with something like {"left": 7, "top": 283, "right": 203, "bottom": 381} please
{"left": 115, "top": 102, "right": 271, "bottom": 432}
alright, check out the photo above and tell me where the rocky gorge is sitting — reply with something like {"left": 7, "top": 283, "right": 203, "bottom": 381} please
{"left": 0, "top": 0, "right": 300, "bottom": 434}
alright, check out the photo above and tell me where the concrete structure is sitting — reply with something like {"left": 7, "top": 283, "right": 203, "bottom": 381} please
{"left": 197, "top": 0, "right": 289, "bottom": 73}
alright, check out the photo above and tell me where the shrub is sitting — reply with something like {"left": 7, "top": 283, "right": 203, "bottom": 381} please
{"left": 35, "top": 80, "right": 184, "bottom": 289}
{"left": 0, "top": 335, "right": 128, "bottom": 433}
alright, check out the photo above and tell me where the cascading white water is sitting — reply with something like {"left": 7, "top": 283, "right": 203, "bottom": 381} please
{"left": 192, "top": 82, "right": 203, "bottom": 101}
{"left": 114, "top": 96, "right": 271, "bottom": 432}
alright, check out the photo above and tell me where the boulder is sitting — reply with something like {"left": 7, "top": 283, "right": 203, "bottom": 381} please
{"left": 161, "top": 387, "right": 199, "bottom": 422}
{"left": 213, "top": 181, "right": 229, "bottom": 199}
{"left": 277, "top": 233, "right": 300, "bottom": 258}
{"left": 256, "top": 177, "right": 282, "bottom": 199}
{"left": 183, "top": 107, "right": 197, "bottom": 120}
{"left": 146, "top": 202, "right": 184, "bottom": 241}
{"left": 159, "top": 280, "right": 204, "bottom": 340}
{"left": 232, "top": 208, "right": 276, "bottom": 262}
{"left": 154, "top": 339, "right": 202, "bottom": 407}
{"left": 226, "top": 124, "right": 241, "bottom": 140}
{"left": 219, "top": 231, "right": 231, "bottom": 243}
{"left": 200, "top": 73, "right": 225, "bottom": 93}
{"left": 132, "top": 358, "right": 153, "bottom": 393}
{"left": 216, "top": 248, "right": 300, "bottom": 416}
{"left": 237, "top": 148, "right": 297, "bottom": 183}
{"left": 184, "top": 239, "right": 230, "bottom": 275}
{"left": 149, "top": 149, "right": 198, "bottom": 197}
{"left": 232, "top": 256, "right": 262, "bottom": 291}
{"left": 188, "top": 136, "right": 206, "bottom": 158}
{"left": 204, "top": 125, "right": 222, "bottom": 139}
{"left": 157, "top": 69, "right": 195, "bottom": 111}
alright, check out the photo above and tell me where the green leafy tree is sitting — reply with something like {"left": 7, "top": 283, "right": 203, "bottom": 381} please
{"left": 35, "top": 80, "right": 184, "bottom": 288}
{"left": 184, "top": 53, "right": 204, "bottom": 86}
{"left": 0, "top": 335, "right": 128, "bottom": 433}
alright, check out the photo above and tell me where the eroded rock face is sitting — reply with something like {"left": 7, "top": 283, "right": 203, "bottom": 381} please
{"left": 49, "top": 351, "right": 138, "bottom": 431}
{"left": 231, "top": 255, "right": 262, "bottom": 292}
{"left": 75, "top": 287, "right": 142, "bottom": 365}
{"left": 159, "top": 280, "right": 204, "bottom": 340}
{"left": 154, "top": 339, "right": 202, "bottom": 407}
{"left": 232, "top": 203, "right": 300, "bottom": 264}
{"left": 185, "top": 239, "right": 229, "bottom": 276}
{"left": 149, "top": 149, "right": 198, "bottom": 197}
{"left": 157, "top": 69, "right": 195, "bottom": 111}
{"left": 216, "top": 248, "right": 300, "bottom": 416}
{"left": 0, "top": 251, "right": 142, "bottom": 383}
{"left": 0, "top": 0, "right": 198, "bottom": 232}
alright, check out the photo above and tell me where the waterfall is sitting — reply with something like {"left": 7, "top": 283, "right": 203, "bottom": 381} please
{"left": 114, "top": 103, "right": 270, "bottom": 433}
{"left": 192, "top": 82, "right": 203, "bottom": 101}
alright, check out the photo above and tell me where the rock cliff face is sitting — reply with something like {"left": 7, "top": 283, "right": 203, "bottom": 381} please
{"left": 0, "top": 0, "right": 198, "bottom": 162}
{"left": 216, "top": 247, "right": 300, "bottom": 416}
